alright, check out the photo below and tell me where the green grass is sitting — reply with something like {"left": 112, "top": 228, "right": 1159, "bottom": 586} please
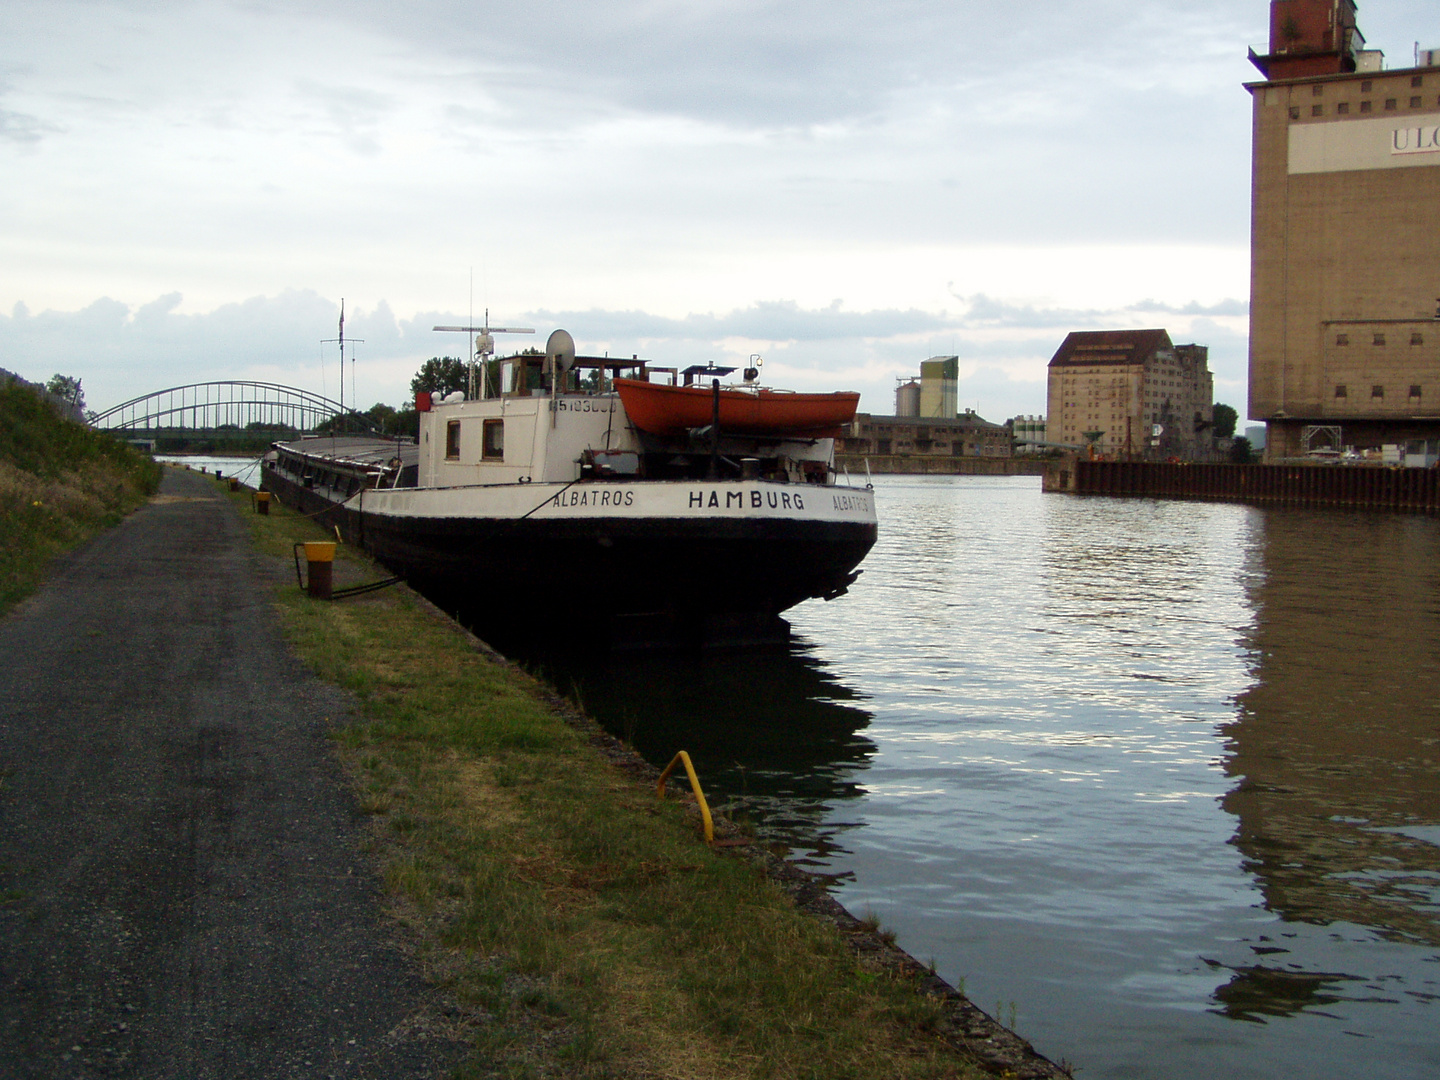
{"left": 231, "top": 485, "right": 990, "bottom": 1080}
{"left": 0, "top": 383, "right": 162, "bottom": 612}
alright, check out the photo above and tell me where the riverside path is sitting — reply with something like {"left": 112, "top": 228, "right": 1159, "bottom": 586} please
{"left": 0, "top": 468, "right": 462, "bottom": 1078}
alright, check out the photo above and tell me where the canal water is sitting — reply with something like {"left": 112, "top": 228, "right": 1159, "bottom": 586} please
{"left": 156, "top": 453, "right": 265, "bottom": 489}
{"left": 526, "top": 475, "right": 1440, "bottom": 1080}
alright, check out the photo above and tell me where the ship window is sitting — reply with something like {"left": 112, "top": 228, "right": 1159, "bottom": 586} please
{"left": 482, "top": 418, "right": 504, "bottom": 460}
{"left": 1371, "top": 384, "right": 1384, "bottom": 399}
{"left": 1334, "top": 384, "right": 1347, "bottom": 398}
{"left": 445, "top": 420, "right": 461, "bottom": 460}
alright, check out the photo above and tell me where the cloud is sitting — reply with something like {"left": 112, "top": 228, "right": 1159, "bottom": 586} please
{"left": 0, "top": 107, "right": 50, "bottom": 143}
{"left": 1131, "top": 298, "right": 1249, "bottom": 317}
{"left": 520, "top": 301, "right": 952, "bottom": 344}
{"left": 949, "top": 292, "right": 1248, "bottom": 330}
{"left": 305, "top": 0, "right": 1262, "bottom": 130}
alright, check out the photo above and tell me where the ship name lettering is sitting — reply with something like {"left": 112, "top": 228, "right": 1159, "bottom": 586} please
{"left": 553, "top": 488, "right": 635, "bottom": 509}
{"left": 685, "top": 487, "right": 805, "bottom": 512}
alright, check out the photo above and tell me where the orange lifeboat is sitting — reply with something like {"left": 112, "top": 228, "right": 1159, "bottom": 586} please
{"left": 614, "top": 378, "right": 859, "bottom": 438}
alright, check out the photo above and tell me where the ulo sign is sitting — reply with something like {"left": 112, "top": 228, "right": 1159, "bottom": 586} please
{"left": 1391, "top": 124, "right": 1440, "bottom": 156}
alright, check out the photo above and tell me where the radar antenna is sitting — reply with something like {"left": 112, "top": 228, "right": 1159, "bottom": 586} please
{"left": 434, "top": 310, "right": 535, "bottom": 399}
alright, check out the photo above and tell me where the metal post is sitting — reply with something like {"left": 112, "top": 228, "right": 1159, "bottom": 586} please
{"left": 707, "top": 379, "right": 720, "bottom": 480}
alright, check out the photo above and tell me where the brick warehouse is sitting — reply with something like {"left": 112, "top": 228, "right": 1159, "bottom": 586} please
{"left": 1246, "top": 0, "right": 1440, "bottom": 459}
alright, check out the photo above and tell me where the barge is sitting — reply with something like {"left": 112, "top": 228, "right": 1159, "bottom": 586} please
{"left": 262, "top": 330, "right": 877, "bottom": 647}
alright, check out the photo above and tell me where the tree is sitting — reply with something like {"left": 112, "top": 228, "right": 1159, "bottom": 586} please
{"left": 365, "top": 402, "right": 398, "bottom": 429}
{"left": 45, "top": 374, "right": 84, "bottom": 410}
{"left": 1212, "top": 403, "right": 1238, "bottom": 440}
{"left": 410, "top": 357, "right": 468, "bottom": 398}
{"left": 1229, "top": 435, "right": 1255, "bottom": 464}
{"left": 362, "top": 401, "right": 418, "bottom": 439}
{"left": 389, "top": 406, "right": 419, "bottom": 439}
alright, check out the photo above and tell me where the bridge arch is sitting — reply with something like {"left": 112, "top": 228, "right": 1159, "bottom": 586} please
{"left": 92, "top": 381, "right": 375, "bottom": 436}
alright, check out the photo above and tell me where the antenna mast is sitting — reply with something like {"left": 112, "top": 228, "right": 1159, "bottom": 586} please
{"left": 433, "top": 309, "right": 535, "bottom": 399}
{"left": 322, "top": 298, "right": 364, "bottom": 431}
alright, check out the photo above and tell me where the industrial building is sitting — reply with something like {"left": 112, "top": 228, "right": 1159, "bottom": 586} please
{"left": 842, "top": 355, "right": 1011, "bottom": 459}
{"left": 1246, "top": 0, "right": 1440, "bottom": 460}
{"left": 842, "top": 412, "right": 1012, "bottom": 459}
{"left": 1009, "top": 415, "right": 1049, "bottom": 455}
{"left": 893, "top": 356, "right": 960, "bottom": 418}
{"left": 1046, "top": 329, "right": 1216, "bottom": 459}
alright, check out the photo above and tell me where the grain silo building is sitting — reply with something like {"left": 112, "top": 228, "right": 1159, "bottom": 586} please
{"left": 1246, "top": 0, "right": 1440, "bottom": 459}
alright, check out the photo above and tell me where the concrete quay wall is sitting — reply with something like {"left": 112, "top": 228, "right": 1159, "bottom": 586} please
{"left": 836, "top": 454, "right": 1047, "bottom": 477}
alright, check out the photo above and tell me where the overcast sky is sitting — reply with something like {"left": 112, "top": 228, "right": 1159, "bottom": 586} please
{"left": 1, "top": 1, "right": 1433, "bottom": 420}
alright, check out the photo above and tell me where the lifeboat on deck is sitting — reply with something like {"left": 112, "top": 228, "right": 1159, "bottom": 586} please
{"left": 615, "top": 376, "right": 860, "bottom": 438}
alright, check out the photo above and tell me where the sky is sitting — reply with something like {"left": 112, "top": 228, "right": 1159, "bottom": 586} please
{"left": 1, "top": 1, "right": 1434, "bottom": 421}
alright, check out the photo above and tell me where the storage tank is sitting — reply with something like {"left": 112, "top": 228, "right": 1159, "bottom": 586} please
{"left": 895, "top": 379, "right": 921, "bottom": 417}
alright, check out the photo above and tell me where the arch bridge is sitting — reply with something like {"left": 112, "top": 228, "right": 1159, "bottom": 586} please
{"left": 92, "top": 382, "right": 377, "bottom": 443}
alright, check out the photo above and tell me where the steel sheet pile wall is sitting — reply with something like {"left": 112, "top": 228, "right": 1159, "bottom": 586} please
{"left": 1072, "top": 461, "right": 1440, "bottom": 513}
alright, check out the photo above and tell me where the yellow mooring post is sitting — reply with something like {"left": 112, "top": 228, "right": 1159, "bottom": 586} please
{"left": 254, "top": 491, "right": 271, "bottom": 515}
{"left": 657, "top": 751, "right": 714, "bottom": 843}
{"left": 301, "top": 541, "right": 336, "bottom": 600}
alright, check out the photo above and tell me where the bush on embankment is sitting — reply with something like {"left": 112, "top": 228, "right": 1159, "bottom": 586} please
{"left": 0, "top": 382, "right": 162, "bottom": 611}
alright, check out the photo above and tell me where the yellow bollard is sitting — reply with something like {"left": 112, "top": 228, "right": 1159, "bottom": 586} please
{"left": 303, "top": 541, "right": 336, "bottom": 600}
{"left": 229, "top": 477, "right": 240, "bottom": 492}
{"left": 254, "top": 491, "right": 271, "bottom": 516}
{"left": 657, "top": 750, "right": 714, "bottom": 843}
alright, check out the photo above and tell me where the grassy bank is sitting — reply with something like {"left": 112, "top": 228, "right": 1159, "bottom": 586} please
{"left": 222, "top": 476, "right": 1002, "bottom": 1080}
{"left": 0, "top": 383, "right": 162, "bottom": 612}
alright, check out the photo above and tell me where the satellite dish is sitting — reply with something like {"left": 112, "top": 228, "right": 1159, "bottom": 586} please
{"left": 546, "top": 329, "right": 576, "bottom": 375}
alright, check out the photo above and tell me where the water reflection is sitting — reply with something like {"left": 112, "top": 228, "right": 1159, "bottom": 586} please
{"left": 1225, "top": 511, "right": 1440, "bottom": 950}
{"left": 515, "top": 639, "right": 876, "bottom": 865}
{"left": 1209, "top": 963, "right": 1363, "bottom": 1023}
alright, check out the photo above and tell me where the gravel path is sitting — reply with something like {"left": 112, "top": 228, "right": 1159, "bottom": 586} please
{"left": 0, "top": 468, "right": 463, "bottom": 1079}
